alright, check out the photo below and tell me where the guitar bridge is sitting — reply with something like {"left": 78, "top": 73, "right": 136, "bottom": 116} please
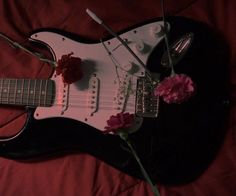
{"left": 135, "top": 77, "right": 159, "bottom": 118}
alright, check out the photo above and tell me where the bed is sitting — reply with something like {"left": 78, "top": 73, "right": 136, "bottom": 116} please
{"left": 0, "top": 0, "right": 236, "bottom": 195}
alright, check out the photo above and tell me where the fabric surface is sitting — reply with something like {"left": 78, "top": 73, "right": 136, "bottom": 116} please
{"left": 0, "top": 0, "right": 236, "bottom": 195}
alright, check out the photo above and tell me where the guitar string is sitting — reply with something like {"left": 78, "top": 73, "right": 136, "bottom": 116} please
{"left": 0, "top": 100, "right": 158, "bottom": 110}
{"left": 0, "top": 90, "right": 139, "bottom": 104}
{"left": 0, "top": 84, "right": 142, "bottom": 101}
{"left": 0, "top": 98, "right": 148, "bottom": 106}
{"left": 0, "top": 78, "right": 138, "bottom": 88}
{"left": 0, "top": 98, "right": 150, "bottom": 110}
{"left": 0, "top": 95, "right": 157, "bottom": 109}
{"left": 0, "top": 75, "right": 137, "bottom": 86}
{"left": 0, "top": 89, "right": 138, "bottom": 98}
{"left": 0, "top": 102, "right": 140, "bottom": 111}
{"left": 0, "top": 103, "right": 144, "bottom": 111}
{"left": 0, "top": 89, "right": 135, "bottom": 95}
{"left": 0, "top": 91, "right": 146, "bottom": 103}
{"left": 0, "top": 82, "right": 156, "bottom": 108}
{"left": 0, "top": 83, "right": 137, "bottom": 92}
{"left": 0, "top": 76, "right": 139, "bottom": 90}
{"left": 0, "top": 87, "right": 153, "bottom": 100}
{"left": 0, "top": 90, "right": 138, "bottom": 101}
{"left": 0, "top": 90, "right": 155, "bottom": 107}
{"left": 0, "top": 79, "right": 144, "bottom": 95}
{"left": 0, "top": 97, "right": 158, "bottom": 112}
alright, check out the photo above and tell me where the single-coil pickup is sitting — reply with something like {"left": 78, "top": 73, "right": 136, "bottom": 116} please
{"left": 88, "top": 77, "right": 99, "bottom": 115}
{"left": 61, "top": 84, "right": 69, "bottom": 114}
{"left": 55, "top": 80, "right": 69, "bottom": 114}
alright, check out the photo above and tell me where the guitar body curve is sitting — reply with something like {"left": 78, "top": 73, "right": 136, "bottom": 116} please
{"left": 0, "top": 17, "right": 229, "bottom": 185}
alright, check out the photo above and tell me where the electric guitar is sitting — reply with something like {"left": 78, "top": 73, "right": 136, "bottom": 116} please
{"left": 0, "top": 17, "right": 229, "bottom": 185}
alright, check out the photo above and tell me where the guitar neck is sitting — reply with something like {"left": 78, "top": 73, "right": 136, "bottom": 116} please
{"left": 0, "top": 78, "right": 55, "bottom": 107}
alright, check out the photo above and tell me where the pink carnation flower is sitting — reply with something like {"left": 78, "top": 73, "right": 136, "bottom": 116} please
{"left": 104, "top": 112, "right": 134, "bottom": 134}
{"left": 154, "top": 74, "right": 195, "bottom": 104}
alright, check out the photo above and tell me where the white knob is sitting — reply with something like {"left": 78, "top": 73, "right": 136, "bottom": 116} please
{"left": 150, "top": 24, "right": 164, "bottom": 37}
{"left": 121, "top": 62, "right": 139, "bottom": 74}
{"left": 122, "top": 62, "right": 133, "bottom": 72}
{"left": 134, "top": 41, "right": 145, "bottom": 53}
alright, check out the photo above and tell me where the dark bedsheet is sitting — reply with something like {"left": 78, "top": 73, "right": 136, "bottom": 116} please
{"left": 0, "top": 0, "right": 236, "bottom": 195}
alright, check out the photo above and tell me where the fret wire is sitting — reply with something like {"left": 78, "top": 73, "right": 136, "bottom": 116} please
{"left": 21, "top": 79, "right": 24, "bottom": 104}
{"left": 14, "top": 79, "right": 17, "bottom": 104}
{"left": 26, "top": 79, "right": 30, "bottom": 106}
{"left": 32, "top": 79, "right": 36, "bottom": 106}
{"left": 7, "top": 79, "right": 10, "bottom": 104}
{"left": 44, "top": 80, "right": 48, "bottom": 106}
{"left": 28, "top": 79, "right": 32, "bottom": 106}
{"left": 0, "top": 80, "right": 2, "bottom": 103}
{"left": 16, "top": 79, "right": 22, "bottom": 105}
{"left": 39, "top": 79, "right": 43, "bottom": 106}
{"left": 1, "top": 95, "right": 132, "bottom": 103}
{"left": 9, "top": 79, "right": 16, "bottom": 103}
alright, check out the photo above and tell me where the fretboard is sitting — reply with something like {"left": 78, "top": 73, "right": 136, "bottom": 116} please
{"left": 0, "top": 79, "right": 55, "bottom": 107}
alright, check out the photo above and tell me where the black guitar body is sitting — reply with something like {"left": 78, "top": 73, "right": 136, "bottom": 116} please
{"left": 0, "top": 17, "right": 229, "bottom": 185}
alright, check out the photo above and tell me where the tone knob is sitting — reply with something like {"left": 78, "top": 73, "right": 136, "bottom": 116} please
{"left": 121, "top": 62, "right": 139, "bottom": 73}
{"left": 150, "top": 24, "right": 164, "bottom": 37}
{"left": 134, "top": 41, "right": 145, "bottom": 53}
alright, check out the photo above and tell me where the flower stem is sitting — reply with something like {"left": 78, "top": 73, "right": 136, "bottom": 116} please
{"left": 0, "top": 32, "right": 56, "bottom": 66}
{"left": 164, "top": 35, "right": 175, "bottom": 76}
{"left": 125, "top": 139, "right": 160, "bottom": 196}
{"left": 160, "top": 0, "right": 175, "bottom": 76}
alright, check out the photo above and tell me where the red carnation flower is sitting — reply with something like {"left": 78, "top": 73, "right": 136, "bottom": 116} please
{"left": 104, "top": 112, "right": 134, "bottom": 134}
{"left": 154, "top": 74, "right": 195, "bottom": 104}
{"left": 56, "top": 52, "right": 83, "bottom": 84}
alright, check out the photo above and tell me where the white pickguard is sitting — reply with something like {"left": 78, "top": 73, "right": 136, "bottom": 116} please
{"left": 30, "top": 21, "right": 168, "bottom": 132}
